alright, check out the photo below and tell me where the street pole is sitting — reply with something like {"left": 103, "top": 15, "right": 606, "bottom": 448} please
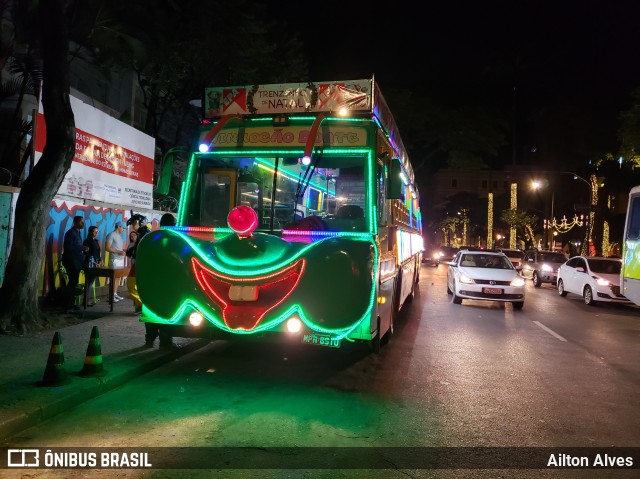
{"left": 549, "top": 191, "right": 554, "bottom": 250}
{"left": 510, "top": 183, "right": 517, "bottom": 249}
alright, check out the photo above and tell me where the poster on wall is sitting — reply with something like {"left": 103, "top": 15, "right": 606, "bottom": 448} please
{"left": 34, "top": 95, "right": 156, "bottom": 209}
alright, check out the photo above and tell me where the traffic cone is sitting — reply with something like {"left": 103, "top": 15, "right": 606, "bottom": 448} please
{"left": 78, "top": 326, "right": 107, "bottom": 377}
{"left": 39, "top": 332, "right": 71, "bottom": 387}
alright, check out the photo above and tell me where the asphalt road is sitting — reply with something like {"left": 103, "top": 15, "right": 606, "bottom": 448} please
{"left": 3, "top": 265, "right": 640, "bottom": 478}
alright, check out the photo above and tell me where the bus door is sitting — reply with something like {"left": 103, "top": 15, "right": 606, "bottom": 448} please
{"left": 202, "top": 168, "right": 237, "bottom": 227}
{"left": 622, "top": 188, "right": 640, "bottom": 304}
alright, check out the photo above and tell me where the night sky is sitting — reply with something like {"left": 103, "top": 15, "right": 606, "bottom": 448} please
{"left": 281, "top": 0, "right": 640, "bottom": 170}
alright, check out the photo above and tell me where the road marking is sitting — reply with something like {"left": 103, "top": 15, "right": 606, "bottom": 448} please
{"left": 533, "top": 321, "right": 567, "bottom": 342}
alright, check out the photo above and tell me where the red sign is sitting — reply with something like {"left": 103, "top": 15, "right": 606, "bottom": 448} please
{"left": 35, "top": 113, "right": 154, "bottom": 183}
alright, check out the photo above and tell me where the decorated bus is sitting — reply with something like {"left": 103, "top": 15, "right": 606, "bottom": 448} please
{"left": 136, "top": 78, "right": 423, "bottom": 351}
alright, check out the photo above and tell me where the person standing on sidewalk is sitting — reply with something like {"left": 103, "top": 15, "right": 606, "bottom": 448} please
{"left": 126, "top": 229, "right": 142, "bottom": 314}
{"left": 106, "top": 221, "right": 126, "bottom": 302}
{"left": 83, "top": 225, "right": 102, "bottom": 306}
{"left": 126, "top": 223, "right": 173, "bottom": 348}
{"left": 62, "top": 216, "right": 88, "bottom": 306}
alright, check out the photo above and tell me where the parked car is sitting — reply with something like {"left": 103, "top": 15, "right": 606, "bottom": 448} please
{"left": 498, "top": 248, "right": 524, "bottom": 270}
{"left": 557, "top": 256, "right": 631, "bottom": 306}
{"left": 446, "top": 249, "right": 526, "bottom": 309}
{"left": 520, "top": 250, "right": 567, "bottom": 287}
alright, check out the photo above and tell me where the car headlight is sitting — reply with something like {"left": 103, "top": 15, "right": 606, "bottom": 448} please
{"left": 459, "top": 273, "right": 475, "bottom": 284}
{"left": 510, "top": 277, "right": 526, "bottom": 287}
{"left": 432, "top": 253, "right": 440, "bottom": 259}
{"left": 541, "top": 264, "right": 553, "bottom": 272}
{"left": 594, "top": 276, "right": 610, "bottom": 286}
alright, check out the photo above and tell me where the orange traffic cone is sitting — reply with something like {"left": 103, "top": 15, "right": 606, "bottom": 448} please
{"left": 40, "top": 331, "right": 71, "bottom": 387}
{"left": 79, "top": 326, "right": 107, "bottom": 377}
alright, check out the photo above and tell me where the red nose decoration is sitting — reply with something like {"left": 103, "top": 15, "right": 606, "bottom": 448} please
{"left": 227, "top": 206, "right": 258, "bottom": 238}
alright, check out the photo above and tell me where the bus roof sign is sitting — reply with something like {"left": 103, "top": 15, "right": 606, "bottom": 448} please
{"left": 203, "top": 77, "right": 413, "bottom": 185}
{"left": 204, "top": 80, "right": 372, "bottom": 118}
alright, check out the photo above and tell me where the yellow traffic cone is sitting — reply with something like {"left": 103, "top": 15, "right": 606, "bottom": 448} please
{"left": 79, "top": 326, "right": 107, "bottom": 377}
{"left": 40, "top": 332, "right": 71, "bottom": 387}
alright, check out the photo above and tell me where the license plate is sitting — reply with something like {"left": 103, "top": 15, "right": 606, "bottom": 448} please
{"left": 302, "top": 333, "right": 341, "bottom": 348}
{"left": 483, "top": 287, "right": 503, "bottom": 295}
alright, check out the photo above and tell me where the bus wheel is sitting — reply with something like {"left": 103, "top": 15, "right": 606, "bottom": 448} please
{"left": 381, "top": 314, "right": 394, "bottom": 345}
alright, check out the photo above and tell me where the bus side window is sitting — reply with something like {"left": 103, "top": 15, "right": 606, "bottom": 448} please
{"left": 377, "top": 161, "right": 387, "bottom": 225}
{"left": 628, "top": 196, "right": 640, "bottom": 240}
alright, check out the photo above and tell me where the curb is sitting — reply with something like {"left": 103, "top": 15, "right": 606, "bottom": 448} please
{"left": 0, "top": 339, "right": 210, "bottom": 441}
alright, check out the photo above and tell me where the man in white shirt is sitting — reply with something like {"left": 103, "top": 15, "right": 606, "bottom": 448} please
{"left": 106, "top": 222, "right": 126, "bottom": 301}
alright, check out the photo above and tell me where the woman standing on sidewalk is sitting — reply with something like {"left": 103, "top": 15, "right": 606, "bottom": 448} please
{"left": 83, "top": 226, "right": 102, "bottom": 306}
{"left": 105, "top": 222, "right": 126, "bottom": 302}
{"left": 126, "top": 229, "right": 141, "bottom": 314}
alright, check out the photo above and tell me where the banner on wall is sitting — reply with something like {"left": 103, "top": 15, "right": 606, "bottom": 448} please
{"left": 34, "top": 96, "right": 156, "bottom": 209}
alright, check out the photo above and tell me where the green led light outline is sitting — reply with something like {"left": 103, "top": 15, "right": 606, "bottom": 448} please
{"left": 206, "top": 116, "right": 371, "bottom": 126}
{"left": 199, "top": 148, "right": 370, "bottom": 156}
{"left": 178, "top": 152, "right": 198, "bottom": 225}
{"left": 142, "top": 239, "right": 378, "bottom": 340}
{"left": 191, "top": 148, "right": 373, "bottom": 233}
{"left": 165, "top": 229, "right": 373, "bottom": 276}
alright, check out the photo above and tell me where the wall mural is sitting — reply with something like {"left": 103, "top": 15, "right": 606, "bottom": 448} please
{"left": 42, "top": 200, "right": 165, "bottom": 295}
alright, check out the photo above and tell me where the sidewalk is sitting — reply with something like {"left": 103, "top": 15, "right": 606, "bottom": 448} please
{"left": 0, "top": 290, "right": 210, "bottom": 442}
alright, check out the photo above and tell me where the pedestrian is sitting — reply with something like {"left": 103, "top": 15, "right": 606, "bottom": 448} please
{"left": 127, "top": 213, "right": 147, "bottom": 235}
{"left": 83, "top": 225, "right": 102, "bottom": 306}
{"left": 125, "top": 228, "right": 142, "bottom": 314}
{"left": 126, "top": 224, "right": 173, "bottom": 348}
{"left": 126, "top": 230, "right": 138, "bottom": 263}
{"left": 61, "top": 216, "right": 88, "bottom": 308}
{"left": 160, "top": 212, "right": 176, "bottom": 227}
{"left": 105, "top": 221, "right": 126, "bottom": 302}
{"left": 83, "top": 226, "right": 102, "bottom": 267}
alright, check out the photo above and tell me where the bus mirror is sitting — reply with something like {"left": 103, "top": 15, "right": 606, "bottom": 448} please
{"left": 157, "top": 157, "right": 173, "bottom": 195}
{"left": 388, "top": 159, "right": 403, "bottom": 199}
{"left": 157, "top": 149, "right": 182, "bottom": 195}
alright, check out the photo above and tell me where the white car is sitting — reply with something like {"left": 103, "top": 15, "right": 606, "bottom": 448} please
{"left": 557, "top": 256, "right": 631, "bottom": 306}
{"left": 446, "top": 250, "right": 526, "bottom": 309}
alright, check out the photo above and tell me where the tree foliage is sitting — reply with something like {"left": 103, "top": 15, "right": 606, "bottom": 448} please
{"left": 499, "top": 209, "right": 538, "bottom": 249}
{"left": 619, "top": 86, "right": 640, "bottom": 166}
{"left": 71, "top": 0, "right": 309, "bottom": 150}
{"left": 0, "top": 0, "right": 76, "bottom": 334}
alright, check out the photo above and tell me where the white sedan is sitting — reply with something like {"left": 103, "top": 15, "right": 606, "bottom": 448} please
{"left": 446, "top": 250, "right": 526, "bottom": 309}
{"left": 557, "top": 256, "right": 631, "bottom": 306}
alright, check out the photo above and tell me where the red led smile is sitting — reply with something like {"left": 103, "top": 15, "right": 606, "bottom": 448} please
{"left": 192, "top": 257, "right": 305, "bottom": 330}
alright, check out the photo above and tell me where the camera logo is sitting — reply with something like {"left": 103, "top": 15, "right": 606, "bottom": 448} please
{"left": 7, "top": 449, "right": 39, "bottom": 467}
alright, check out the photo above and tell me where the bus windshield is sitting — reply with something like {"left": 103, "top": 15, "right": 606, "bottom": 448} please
{"left": 184, "top": 154, "right": 368, "bottom": 232}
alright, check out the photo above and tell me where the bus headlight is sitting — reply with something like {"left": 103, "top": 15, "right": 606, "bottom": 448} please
{"left": 189, "top": 312, "right": 204, "bottom": 326}
{"left": 286, "top": 316, "right": 302, "bottom": 333}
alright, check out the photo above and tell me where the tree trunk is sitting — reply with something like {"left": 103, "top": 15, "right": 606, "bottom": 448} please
{"left": 0, "top": 0, "right": 75, "bottom": 334}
